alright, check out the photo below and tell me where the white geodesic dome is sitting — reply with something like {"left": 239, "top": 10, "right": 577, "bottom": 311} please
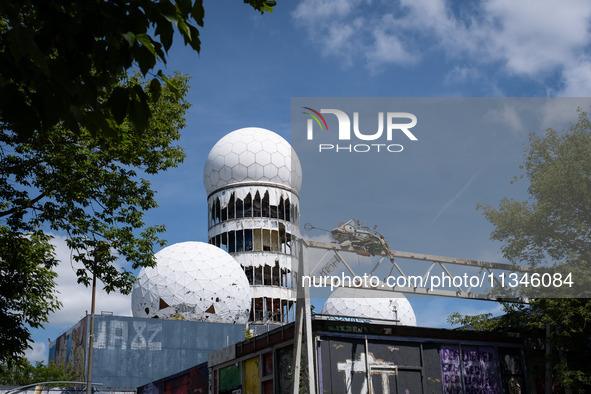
{"left": 321, "top": 287, "right": 417, "bottom": 326}
{"left": 203, "top": 127, "right": 302, "bottom": 195}
{"left": 131, "top": 242, "right": 251, "bottom": 323}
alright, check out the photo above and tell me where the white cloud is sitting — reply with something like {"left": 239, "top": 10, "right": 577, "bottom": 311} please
{"left": 559, "top": 59, "right": 591, "bottom": 96}
{"left": 293, "top": 0, "right": 591, "bottom": 93}
{"left": 485, "top": 103, "right": 527, "bottom": 135}
{"left": 25, "top": 342, "right": 47, "bottom": 364}
{"left": 444, "top": 66, "right": 480, "bottom": 85}
{"left": 293, "top": 0, "right": 417, "bottom": 69}
{"left": 293, "top": 0, "right": 360, "bottom": 20}
{"left": 483, "top": 0, "right": 591, "bottom": 76}
{"left": 48, "top": 234, "right": 132, "bottom": 326}
{"left": 366, "top": 28, "right": 418, "bottom": 72}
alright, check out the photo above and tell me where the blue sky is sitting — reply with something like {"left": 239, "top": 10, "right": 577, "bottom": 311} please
{"left": 27, "top": 0, "right": 591, "bottom": 362}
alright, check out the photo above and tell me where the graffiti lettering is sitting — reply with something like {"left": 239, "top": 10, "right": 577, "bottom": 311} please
{"left": 94, "top": 320, "right": 107, "bottom": 349}
{"left": 131, "top": 321, "right": 147, "bottom": 350}
{"left": 336, "top": 352, "right": 397, "bottom": 394}
{"left": 94, "top": 319, "right": 162, "bottom": 351}
{"left": 147, "top": 323, "right": 162, "bottom": 350}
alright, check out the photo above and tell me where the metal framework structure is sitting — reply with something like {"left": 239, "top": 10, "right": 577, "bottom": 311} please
{"left": 305, "top": 220, "right": 533, "bottom": 301}
{"left": 292, "top": 219, "right": 534, "bottom": 393}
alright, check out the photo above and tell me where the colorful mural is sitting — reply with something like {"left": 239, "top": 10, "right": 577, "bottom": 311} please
{"left": 48, "top": 316, "right": 87, "bottom": 377}
{"left": 205, "top": 321, "right": 529, "bottom": 394}
{"left": 137, "top": 362, "right": 208, "bottom": 394}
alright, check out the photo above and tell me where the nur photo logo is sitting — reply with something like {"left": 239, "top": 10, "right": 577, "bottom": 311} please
{"left": 303, "top": 107, "right": 418, "bottom": 153}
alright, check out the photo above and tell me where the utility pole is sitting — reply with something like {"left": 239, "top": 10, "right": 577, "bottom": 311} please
{"left": 292, "top": 238, "right": 316, "bottom": 394}
{"left": 86, "top": 272, "right": 96, "bottom": 394}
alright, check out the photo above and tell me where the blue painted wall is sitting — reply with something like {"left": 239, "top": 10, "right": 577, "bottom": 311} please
{"left": 50, "top": 315, "right": 246, "bottom": 389}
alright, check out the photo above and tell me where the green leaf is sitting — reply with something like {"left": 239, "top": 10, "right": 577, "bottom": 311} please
{"left": 129, "top": 85, "right": 151, "bottom": 133}
{"left": 159, "top": 0, "right": 179, "bottom": 24}
{"left": 155, "top": 21, "right": 174, "bottom": 51}
{"left": 122, "top": 32, "right": 135, "bottom": 47}
{"left": 157, "top": 70, "right": 181, "bottom": 98}
{"left": 108, "top": 87, "right": 130, "bottom": 124}
{"left": 148, "top": 78, "right": 162, "bottom": 102}
{"left": 191, "top": 0, "right": 205, "bottom": 27}
{"left": 177, "top": 17, "right": 191, "bottom": 40}
{"left": 176, "top": 0, "right": 192, "bottom": 15}
{"left": 135, "top": 33, "right": 157, "bottom": 57}
{"left": 187, "top": 25, "right": 201, "bottom": 52}
{"left": 136, "top": 45, "right": 157, "bottom": 75}
{"left": 10, "top": 26, "right": 49, "bottom": 75}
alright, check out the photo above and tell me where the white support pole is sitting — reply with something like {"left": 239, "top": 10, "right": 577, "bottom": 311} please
{"left": 292, "top": 239, "right": 305, "bottom": 394}
{"left": 292, "top": 300, "right": 304, "bottom": 394}
{"left": 292, "top": 238, "right": 316, "bottom": 394}
{"left": 302, "top": 240, "right": 316, "bottom": 394}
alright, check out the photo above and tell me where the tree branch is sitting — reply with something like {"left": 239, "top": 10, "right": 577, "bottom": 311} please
{"left": 0, "top": 193, "right": 46, "bottom": 218}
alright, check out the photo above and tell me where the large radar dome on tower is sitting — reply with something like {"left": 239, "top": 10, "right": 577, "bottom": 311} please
{"left": 204, "top": 127, "right": 301, "bottom": 327}
{"left": 131, "top": 242, "right": 251, "bottom": 324}
{"left": 203, "top": 127, "right": 302, "bottom": 195}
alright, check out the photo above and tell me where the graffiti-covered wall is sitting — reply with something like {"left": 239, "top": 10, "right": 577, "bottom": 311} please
{"left": 318, "top": 338, "right": 525, "bottom": 394}
{"left": 50, "top": 315, "right": 246, "bottom": 389}
{"left": 207, "top": 320, "right": 528, "bottom": 394}
{"left": 137, "top": 362, "right": 209, "bottom": 394}
{"left": 319, "top": 337, "right": 526, "bottom": 394}
{"left": 48, "top": 316, "right": 88, "bottom": 379}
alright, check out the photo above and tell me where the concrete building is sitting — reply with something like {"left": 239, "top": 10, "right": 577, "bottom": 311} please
{"left": 48, "top": 314, "right": 245, "bottom": 389}
{"left": 136, "top": 317, "right": 530, "bottom": 394}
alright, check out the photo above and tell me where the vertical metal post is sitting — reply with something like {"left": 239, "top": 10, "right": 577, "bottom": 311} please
{"left": 86, "top": 273, "right": 96, "bottom": 394}
{"left": 292, "top": 239, "right": 316, "bottom": 394}
{"left": 292, "top": 299, "right": 304, "bottom": 394}
{"left": 292, "top": 238, "right": 305, "bottom": 394}
{"left": 364, "top": 336, "right": 372, "bottom": 393}
{"left": 302, "top": 240, "right": 316, "bottom": 394}
{"left": 545, "top": 324, "right": 551, "bottom": 394}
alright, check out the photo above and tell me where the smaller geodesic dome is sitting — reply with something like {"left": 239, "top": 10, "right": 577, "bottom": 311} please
{"left": 131, "top": 242, "right": 251, "bottom": 323}
{"left": 321, "top": 287, "right": 417, "bottom": 326}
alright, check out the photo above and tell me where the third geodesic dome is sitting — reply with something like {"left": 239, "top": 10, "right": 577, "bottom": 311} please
{"left": 321, "top": 287, "right": 417, "bottom": 326}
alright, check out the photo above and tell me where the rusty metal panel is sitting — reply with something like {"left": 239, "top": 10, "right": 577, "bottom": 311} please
{"left": 243, "top": 356, "right": 261, "bottom": 394}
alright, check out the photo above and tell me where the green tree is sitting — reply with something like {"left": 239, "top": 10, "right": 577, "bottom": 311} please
{"left": 0, "top": 0, "right": 275, "bottom": 139}
{"left": 0, "top": 0, "right": 277, "bottom": 365}
{"left": 449, "top": 110, "right": 591, "bottom": 392}
{"left": 0, "top": 359, "right": 81, "bottom": 386}
{"left": 0, "top": 72, "right": 190, "bottom": 365}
